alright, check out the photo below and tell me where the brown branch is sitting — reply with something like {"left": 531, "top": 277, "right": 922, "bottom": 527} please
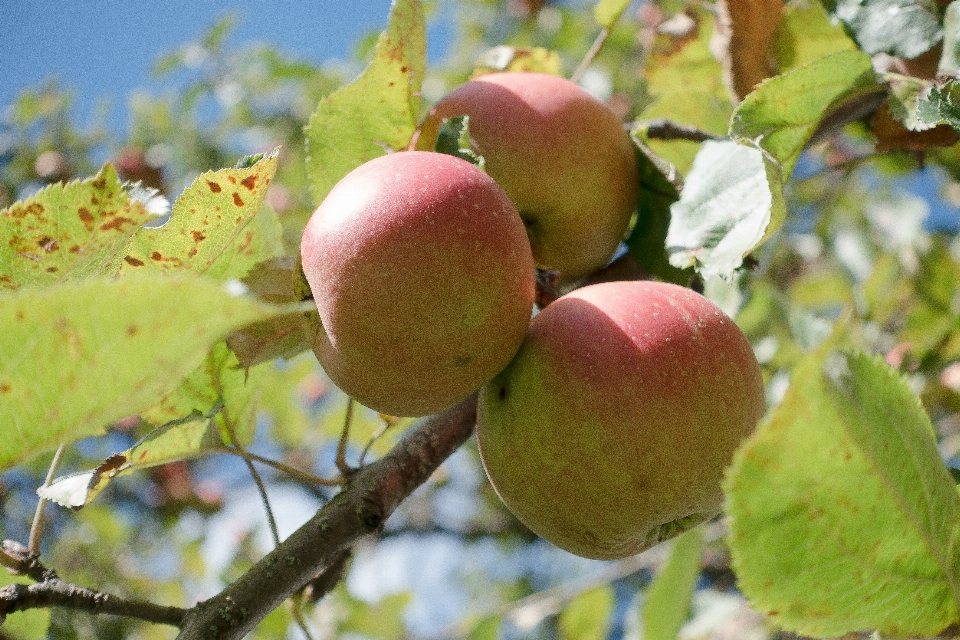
{"left": 0, "top": 578, "right": 186, "bottom": 628}
{"left": 175, "top": 393, "right": 479, "bottom": 640}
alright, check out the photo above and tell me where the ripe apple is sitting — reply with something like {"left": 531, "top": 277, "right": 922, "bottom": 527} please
{"left": 476, "top": 280, "right": 765, "bottom": 559}
{"left": 300, "top": 151, "right": 536, "bottom": 417}
{"left": 414, "top": 72, "right": 639, "bottom": 282}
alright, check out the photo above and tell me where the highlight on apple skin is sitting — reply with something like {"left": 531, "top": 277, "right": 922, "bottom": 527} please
{"left": 476, "top": 280, "right": 765, "bottom": 560}
{"left": 300, "top": 150, "right": 536, "bottom": 418}
{"left": 414, "top": 71, "right": 639, "bottom": 283}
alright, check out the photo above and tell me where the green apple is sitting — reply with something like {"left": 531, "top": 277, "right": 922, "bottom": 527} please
{"left": 300, "top": 151, "right": 536, "bottom": 417}
{"left": 476, "top": 280, "right": 765, "bottom": 559}
{"left": 414, "top": 72, "right": 639, "bottom": 283}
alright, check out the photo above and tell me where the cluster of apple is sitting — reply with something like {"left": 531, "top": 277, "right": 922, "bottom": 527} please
{"left": 300, "top": 72, "right": 765, "bottom": 559}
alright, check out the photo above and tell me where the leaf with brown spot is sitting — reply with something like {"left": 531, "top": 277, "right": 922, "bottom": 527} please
{"left": 636, "top": 9, "right": 735, "bottom": 173}
{"left": 713, "top": 0, "right": 785, "bottom": 102}
{"left": 0, "top": 164, "right": 156, "bottom": 290}
{"left": 121, "top": 148, "right": 282, "bottom": 281}
{"left": 0, "top": 274, "right": 296, "bottom": 471}
{"left": 305, "top": 0, "right": 425, "bottom": 203}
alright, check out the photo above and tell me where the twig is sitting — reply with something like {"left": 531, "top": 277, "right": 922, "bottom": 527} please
{"left": 209, "top": 447, "right": 344, "bottom": 488}
{"left": 29, "top": 443, "right": 66, "bottom": 555}
{"left": 213, "top": 366, "right": 281, "bottom": 548}
{"left": 632, "top": 119, "right": 723, "bottom": 143}
{"left": 357, "top": 416, "right": 399, "bottom": 467}
{"left": 176, "top": 394, "right": 478, "bottom": 639}
{"left": 0, "top": 577, "right": 186, "bottom": 628}
{"left": 571, "top": 28, "right": 611, "bottom": 83}
{"left": 335, "top": 398, "right": 356, "bottom": 477}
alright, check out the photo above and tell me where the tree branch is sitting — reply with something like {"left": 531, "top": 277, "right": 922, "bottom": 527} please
{"left": 176, "top": 393, "right": 479, "bottom": 639}
{"left": 0, "top": 578, "right": 186, "bottom": 628}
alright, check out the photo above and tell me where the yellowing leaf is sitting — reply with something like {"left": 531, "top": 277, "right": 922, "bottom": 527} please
{"left": 121, "top": 149, "right": 281, "bottom": 280}
{"left": 0, "top": 275, "right": 292, "bottom": 471}
{"left": 726, "top": 349, "right": 960, "bottom": 637}
{"left": 305, "top": 0, "right": 426, "bottom": 203}
{"left": 638, "top": 11, "right": 734, "bottom": 173}
{"left": 473, "top": 46, "right": 562, "bottom": 77}
{"left": 0, "top": 164, "right": 157, "bottom": 290}
{"left": 594, "top": 0, "right": 632, "bottom": 28}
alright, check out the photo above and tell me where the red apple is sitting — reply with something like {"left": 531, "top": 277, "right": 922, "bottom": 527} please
{"left": 414, "top": 72, "right": 639, "bottom": 282}
{"left": 300, "top": 151, "right": 536, "bottom": 417}
{"left": 477, "top": 280, "right": 765, "bottom": 559}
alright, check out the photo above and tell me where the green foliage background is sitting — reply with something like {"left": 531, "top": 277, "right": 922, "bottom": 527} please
{"left": 3, "top": 0, "right": 960, "bottom": 638}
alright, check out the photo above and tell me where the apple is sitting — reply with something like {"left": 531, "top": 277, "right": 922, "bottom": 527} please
{"left": 414, "top": 72, "right": 639, "bottom": 283}
{"left": 476, "top": 280, "right": 765, "bottom": 559}
{"left": 300, "top": 151, "right": 536, "bottom": 418}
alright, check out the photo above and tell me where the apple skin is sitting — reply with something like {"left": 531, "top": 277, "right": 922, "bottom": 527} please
{"left": 300, "top": 151, "right": 536, "bottom": 417}
{"left": 476, "top": 281, "right": 765, "bottom": 559}
{"left": 414, "top": 72, "right": 639, "bottom": 283}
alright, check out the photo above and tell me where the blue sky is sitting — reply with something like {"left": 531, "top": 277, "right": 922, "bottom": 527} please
{"left": 1, "top": 1, "right": 445, "bottom": 127}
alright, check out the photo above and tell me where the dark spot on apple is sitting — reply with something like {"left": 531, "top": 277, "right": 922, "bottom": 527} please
{"left": 240, "top": 175, "right": 257, "bottom": 191}
{"left": 0, "top": 382, "right": 10, "bottom": 394}
{"left": 150, "top": 251, "right": 163, "bottom": 261}
{"left": 498, "top": 385, "right": 507, "bottom": 400}
{"left": 191, "top": 230, "right": 205, "bottom": 242}
{"left": 124, "top": 255, "right": 144, "bottom": 267}
{"left": 46, "top": 266, "right": 58, "bottom": 273}
{"left": 452, "top": 355, "right": 472, "bottom": 367}
{"left": 127, "top": 325, "right": 139, "bottom": 336}
{"left": 188, "top": 247, "right": 198, "bottom": 257}
{"left": 38, "top": 237, "right": 59, "bottom": 252}
{"left": 228, "top": 176, "right": 237, "bottom": 184}
{"left": 69, "top": 245, "right": 81, "bottom": 253}
{"left": 207, "top": 181, "right": 222, "bottom": 193}
{"left": 92, "top": 176, "right": 107, "bottom": 190}
{"left": 233, "top": 193, "right": 244, "bottom": 207}
{"left": 15, "top": 311, "right": 25, "bottom": 321}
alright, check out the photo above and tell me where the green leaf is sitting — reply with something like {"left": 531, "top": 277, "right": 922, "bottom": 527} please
{"left": 0, "top": 164, "right": 158, "bottom": 290}
{"left": 0, "top": 274, "right": 293, "bottom": 471}
{"left": 340, "top": 590, "right": 411, "bottom": 638}
{"left": 886, "top": 73, "right": 938, "bottom": 131}
{"left": 773, "top": 1, "right": 859, "bottom": 72}
{"left": 467, "top": 615, "right": 501, "bottom": 640}
{"left": 637, "top": 11, "right": 734, "bottom": 173}
{"left": 643, "top": 526, "right": 705, "bottom": 640}
{"left": 558, "top": 585, "right": 614, "bottom": 640}
{"left": 435, "top": 115, "right": 485, "bottom": 169}
{"left": 140, "top": 341, "right": 263, "bottom": 445}
{"left": 730, "top": 50, "right": 878, "bottom": 176}
{"left": 38, "top": 343, "right": 261, "bottom": 510}
{"left": 625, "top": 144, "right": 691, "bottom": 285}
{"left": 121, "top": 149, "right": 281, "bottom": 280}
{"left": 665, "top": 140, "right": 783, "bottom": 280}
{"left": 305, "top": 0, "right": 426, "bottom": 203}
{"left": 831, "top": 0, "right": 943, "bottom": 58}
{"left": 594, "top": 0, "right": 632, "bottom": 28}
{"left": 916, "top": 80, "right": 960, "bottom": 133}
{"left": 725, "top": 349, "right": 960, "bottom": 637}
